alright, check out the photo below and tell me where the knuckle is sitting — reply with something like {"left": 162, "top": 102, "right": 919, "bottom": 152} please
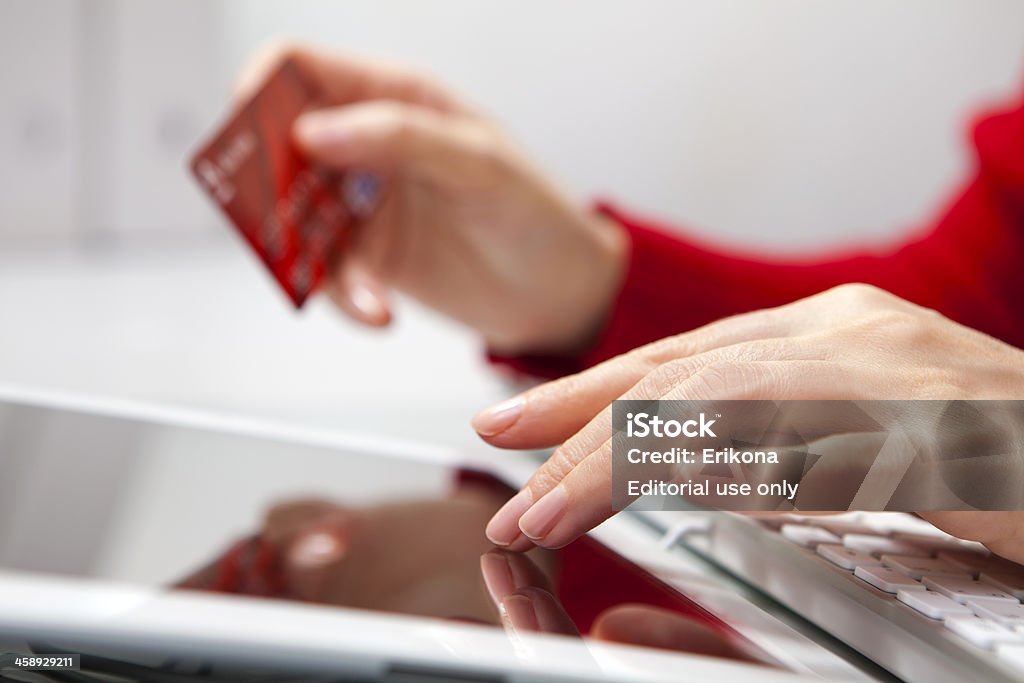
{"left": 927, "top": 367, "right": 970, "bottom": 397}
{"left": 641, "top": 334, "right": 679, "bottom": 355}
{"left": 639, "top": 334, "right": 688, "bottom": 364}
{"left": 636, "top": 342, "right": 787, "bottom": 400}
{"left": 531, "top": 448, "right": 582, "bottom": 490}
{"left": 639, "top": 357, "right": 698, "bottom": 398}
{"left": 686, "top": 363, "right": 732, "bottom": 399}
{"left": 625, "top": 342, "right": 666, "bottom": 374}
{"left": 528, "top": 372, "right": 586, "bottom": 408}
{"left": 686, "top": 361, "right": 770, "bottom": 399}
{"left": 828, "top": 282, "right": 894, "bottom": 309}
{"left": 617, "top": 348, "right": 659, "bottom": 378}
{"left": 849, "top": 308, "right": 928, "bottom": 346}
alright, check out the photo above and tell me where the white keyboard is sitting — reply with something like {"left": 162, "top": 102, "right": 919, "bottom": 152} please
{"left": 668, "top": 511, "right": 1024, "bottom": 683}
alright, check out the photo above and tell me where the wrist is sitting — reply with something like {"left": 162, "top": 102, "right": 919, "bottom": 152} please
{"left": 496, "top": 210, "right": 628, "bottom": 358}
{"left": 562, "top": 212, "right": 629, "bottom": 353}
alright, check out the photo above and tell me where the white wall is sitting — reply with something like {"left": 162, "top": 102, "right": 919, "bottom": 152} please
{"left": 77, "top": 0, "right": 223, "bottom": 237}
{"left": 0, "top": 0, "right": 79, "bottom": 239}
{"left": 0, "top": 0, "right": 224, "bottom": 242}
{"left": 4, "top": 1, "right": 1023, "bottom": 248}
{"left": 218, "top": 0, "right": 1024, "bottom": 251}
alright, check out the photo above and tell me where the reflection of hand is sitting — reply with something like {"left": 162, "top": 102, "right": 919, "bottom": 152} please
{"left": 472, "top": 284, "right": 1024, "bottom": 559}
{"left": 235, "top": 42, "right": 626, "bottom": 356}
{"left": 177, "top": 488, "right": 511, "bottom": 621}
{"left": 479, "top": 550, "right": 758, "bottom": 663}
{"left": 480, "top": 549, "right": 579, "bottom": 636}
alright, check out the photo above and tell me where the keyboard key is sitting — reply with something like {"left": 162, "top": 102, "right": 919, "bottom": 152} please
{"left": 922, "top": 576, "right": 1018, "bottom": 604}
{"left": 780, "top": 524, "right": 839, "bottom": 549}
{"left": 897, "top": 589, "right": 973, "bottom": 619}
{"left": 880, "top": 554, "right": 971, "bottom": 580}
{"left": 817, "top": 544, "right": 882, "bottom": 570}
{"left": 967, "top": 600, "right": 1024, "bottom": 628}
{"left": 980, "top": 572, "right": 1024, "bottom": 600}
{"left": 944, "top": 616, "right": 1023, "bottom": 649}
{"left": 843, "top": 534, "right": 928, "bottom": 558}
{"left": 855, "top": 565, "right": 927, "bottom": 594}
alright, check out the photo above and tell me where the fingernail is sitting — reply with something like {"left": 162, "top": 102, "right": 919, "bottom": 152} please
{"left": 295, "top": 112, "right": 345, "bottom": 148}
{"left": 519, "top": 486, "right": 568, "bottom": 541}
{"left": 472, "top": 397, "right": 524, "bottom": 437}
{"left": 479, "top": 553, "right": 514, "bottom": 605}
{"left": 501, "top": 594, "right": 539, "bottom": 632}
{"left": 485, "top": 489, "right": 533, "bottom": 546}
{"left": 350, "top": 284, "right": 384, "bottom": 320}
{"left": 290, "top": 532, "right": 344, "bottom": 569}
{"left": 504, "top": 533, "right": 536, "bottom": 553}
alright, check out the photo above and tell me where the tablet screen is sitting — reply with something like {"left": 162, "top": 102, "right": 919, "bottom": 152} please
{"left": 0, "top": 398, "right": 755, "bottom": 667}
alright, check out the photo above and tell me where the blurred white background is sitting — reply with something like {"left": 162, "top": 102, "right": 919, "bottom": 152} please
{"left": 1, "top": 0, "right": 1023, "bottom": 450}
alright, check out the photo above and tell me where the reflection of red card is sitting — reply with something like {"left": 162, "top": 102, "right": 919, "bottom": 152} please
{"left": 189, "top": 58, "right": 350, "bottom": 308}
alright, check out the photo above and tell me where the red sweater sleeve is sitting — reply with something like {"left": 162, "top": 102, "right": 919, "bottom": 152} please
{"left": 493, "top": 85, "right": 1024, "bottom": 379}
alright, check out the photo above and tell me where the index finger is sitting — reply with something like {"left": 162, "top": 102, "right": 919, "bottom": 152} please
{"left": 472, "top": 306, "right": 791, "bottom": 450}
{"left": 486, "top": 355, "right": 827, "bottom": 551}
{"left": 233, "top": 40, "right": 466, "bottom": 114}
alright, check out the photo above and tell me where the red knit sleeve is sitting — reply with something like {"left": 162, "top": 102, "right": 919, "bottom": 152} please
{"left": 491, "top": 83, "right": 1024, "bottom": 379}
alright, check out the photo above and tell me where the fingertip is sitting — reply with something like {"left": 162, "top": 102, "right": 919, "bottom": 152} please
{"left": 349, "top": 283, "right": 392, "bottom": 327}
{"left": 471, "top": 397, "right": 569, "bottom": 451}
{"left": 293, "top": 110, "right": 349, "bottom": 156}
{"left": 504, "top": 533, "right": 536, "bottom": 553}
{"left": 523, "top": 535, "right": 573, "bottom": 551}
{"left": 485, "top": 490, "right": 533, "bottom": 547}
{"left": 518, "top": 486, "right": 568, "bottom": 543}
{"left": 500, "top": 594, "right": 539, "bottom": 632}
{"left": 322, "top": 271, "right": 392, "bottom": 328}
{"left": 471, "top": 381, "right": 608, "bottom": 450}
{"left": 471, "top": 397, "right": 524, "bottom": 438}
{"left": 479, "top": 552, "right": 514, "bottom": 605}
{"left": 518, "top": 447, "right": 618, "bottom": 550}
{"left": 513, "top": 586, "right": 580, "bottom": 636}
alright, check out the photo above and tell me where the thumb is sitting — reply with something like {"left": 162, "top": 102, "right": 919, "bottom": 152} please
{"left": 293, "top": 100, "right": 488, "bottom": 181}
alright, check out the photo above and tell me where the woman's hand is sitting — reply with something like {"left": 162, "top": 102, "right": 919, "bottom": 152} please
{"left": 235, "top": 42, "right": 626, "bottom": 356}
{"left": 177, "top": 486, "right": 534, "bottom": 622}
{"left": 472, "top": 284, "right": 1024, "bottom": 558}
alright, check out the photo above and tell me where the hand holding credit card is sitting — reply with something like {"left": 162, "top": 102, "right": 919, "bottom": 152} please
{"left": 189, "top": 57, "right": 378, "bottom": 308}
{"left": 188, "top": 43, "right": 624, "bottom": 354}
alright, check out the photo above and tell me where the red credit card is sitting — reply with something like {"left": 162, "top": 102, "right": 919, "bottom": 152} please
{"left": 189, "top": 58, "right": 351, "bottom": 308}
